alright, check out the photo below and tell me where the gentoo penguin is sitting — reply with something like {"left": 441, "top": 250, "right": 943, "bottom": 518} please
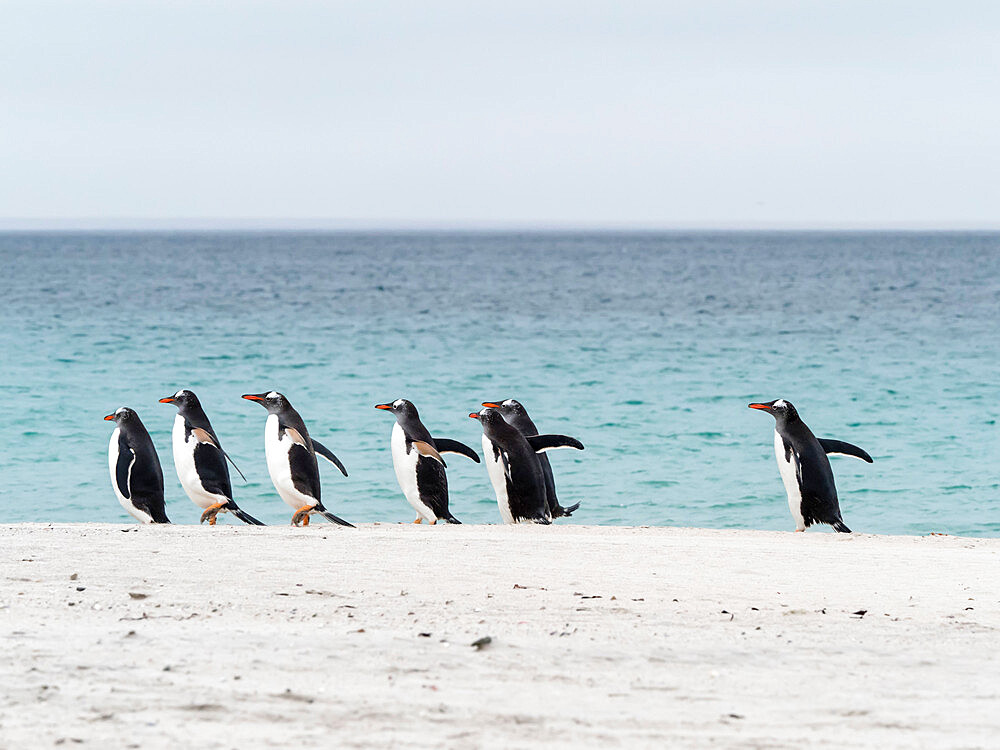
{"left": 159, "top": 389, "right": 264, "bottom": 526}
{"left": 375, "top": 399, "right": 480, "bottom": 524}
{"left": 482, "top": 399, "right": 580, "bottom": 518}
{"left": 104, "top": 407, "right": 170, "bottom": 524}
{"left": 242, "top": 391, "right": 353, "bottom": 527}
{"left": 469, "top": 407, "right": 584, "bottom": 524}
{"left": 749, "top": 399, "right": 873, "bottom": 533}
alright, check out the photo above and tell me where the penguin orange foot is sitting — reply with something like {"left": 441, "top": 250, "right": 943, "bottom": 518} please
{"left": 292, "top": 506, "right": 313, "bottom": 526}
{"left": 413, "top": 517, "right": 423, "bottom": 524}
{"left": 200, "top": 502, "right": 227, "bottom": 525}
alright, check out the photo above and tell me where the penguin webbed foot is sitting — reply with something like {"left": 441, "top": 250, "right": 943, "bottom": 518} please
{"left": 200, "top": 503, "right": 227, "bottom": 526}
{"left": 291, "top": 507, "right": 313, "bottom": 527}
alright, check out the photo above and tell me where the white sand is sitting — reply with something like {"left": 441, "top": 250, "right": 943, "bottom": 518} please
{"left": 1, "top": 523, "right": 998, "bottom": 749}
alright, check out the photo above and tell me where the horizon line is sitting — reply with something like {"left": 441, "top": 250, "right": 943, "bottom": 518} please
{"left": 1, "top": 218, "right": 1000, "bottom": 232}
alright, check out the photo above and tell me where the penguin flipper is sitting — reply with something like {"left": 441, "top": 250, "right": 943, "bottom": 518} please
{"left": 526, "top": 434, "right": 585, "bottom": 453}
{"left": 190, "top": 427, "right": 248, "bottom": 483}
{"left": 410, "top": 440, "right": 446, "bottom": 467}
{"left": 434, "top": 438, "right": 480, "bottom": 463}
{"left": 311, "top": 439, "right": 349, "bottom": 477}
{"left": 818, "top": 439, "right": 873, "bottom": 463}
{"left": 115, "top": 444, "right": 135, "bottom": 500}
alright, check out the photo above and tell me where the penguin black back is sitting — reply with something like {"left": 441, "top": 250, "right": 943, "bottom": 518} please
{"left": 749, "top": 399, "right": 871, "bottom": 533}
{"left": 104, "top": 407, "right": 170, "bottom": 524}
{"left": 160, "top": 389, "right": 263, "bottom": 526}
{"left": 483, "top": 398, "right": 580, "bottom": 518}
{"left": 376, "top": 399, "right": 477, "bottom": 524}
{"left": 243, "top": 392, "right": 353, "bottom": 527}
{"left": 472, "top": 408, "right": 552, "bottom": 524}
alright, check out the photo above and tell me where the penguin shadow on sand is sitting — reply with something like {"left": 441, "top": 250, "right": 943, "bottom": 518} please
{"left": 749, "top": 399, "right": 873, "bottom": 533}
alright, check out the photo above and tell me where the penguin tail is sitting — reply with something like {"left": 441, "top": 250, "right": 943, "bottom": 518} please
{"left": 228, "top": 504, "right": 266, "bottom": 526}
{"left": 553, "top": 502, "right": 580, "bottom": 518}
{"left": 318, "top": 509, "right": 356, "bottom": 528}
{"left": 831, "top": 520, "right": 852, "bottom": 534}
{"left": 444, "top": 515, "right": 461, "bottom": 524}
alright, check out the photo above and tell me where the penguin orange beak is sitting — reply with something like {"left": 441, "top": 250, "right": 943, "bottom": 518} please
{"left": 748, "top": 403, "right": 770, "bottom": 410}
{"left": 469, "top": 412, "right": 480, "bottom": 419}
{"left": 481, "top": 402, "right": 501, "bottom": 408}
{"left": 159, "top": 397, "right": 175, "bottom": 404}
{"left": 242, "top": 394, "right": 264, "bottom": 402}
{"left": 103, "top": 413, "right": 115, "bottom": 421}
{"left": 374, "top": 403, "right": 392, "bottom": 410}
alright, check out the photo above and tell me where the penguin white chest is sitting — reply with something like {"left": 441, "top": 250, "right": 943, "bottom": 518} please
{"left": 774, "top": 430, "right": 806, "bottom": 531}
{"left": 390, "top": 423, "right": 435, "bottom": 521}
{"left": 264, "top": 414, "right": 317, "bottom": 510}
{"left": 107, "top": 429, "right": 152, "bottom": 523}
{"left": 482, "top": 435, "right": 515, "bottom": 524}
{"left": 171, "top": 415, "right": 223, "bottom": 509}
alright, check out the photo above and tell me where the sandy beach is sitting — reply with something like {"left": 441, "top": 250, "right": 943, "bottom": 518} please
{"left": 1, "top": 524, "right": 998, "bottom": 748}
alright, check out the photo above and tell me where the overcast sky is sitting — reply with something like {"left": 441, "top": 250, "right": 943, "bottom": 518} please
{"left": 2, "top": 1, "right": 998, "bottom": 228}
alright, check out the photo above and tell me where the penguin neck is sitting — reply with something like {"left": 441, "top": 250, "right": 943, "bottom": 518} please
{"left": 397, "top": 415, "right": 432, "bottom": 443}
{"left": 277, "top": 408, "right": 308, "bottom": 437}
{"left": 774, "top": 412, "right": 806, "bottom": 438}
{"left": 121, "top": 418, "right": 152, "bottom": 444}
{"left": 507, "top": 413, "right": 538, "bottom": 435}
{"left": 178, "top": 404, "right": 211, "bottom": 430}
{"left": 482, "top": 418, "right": 519, "bottom": 443}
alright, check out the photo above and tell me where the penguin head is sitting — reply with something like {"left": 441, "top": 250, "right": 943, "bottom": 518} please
{"left": 748, "top": 399, "right": 799, "bottom": 422}
{"left": 375, "top": 398, "right": 419, "bottom": 422}
{"left": 104, "top": 406, "right": 138, "bottom": 425}
{"left": 469, "top": 407, "right": 505, "bottom": 430}
{"left": 482, "top": 398, "right": 526, "bottom": 419}
{"left": 159, "top": 389, "right": 201, "bottom": 413}
{"left": 242, "top": 391, "right": 290, "bottom": 414}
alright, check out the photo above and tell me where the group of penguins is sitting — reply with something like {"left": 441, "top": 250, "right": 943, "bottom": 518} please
{"left": 105, "top": 390, "right": 585, "bottom": 528}
{"left": 105, "top": 390, "right": 875, "bottom": 533}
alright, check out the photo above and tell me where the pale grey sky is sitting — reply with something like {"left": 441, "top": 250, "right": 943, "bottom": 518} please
{"left": 2, "top": 1, "right": 998, "bottom": 228}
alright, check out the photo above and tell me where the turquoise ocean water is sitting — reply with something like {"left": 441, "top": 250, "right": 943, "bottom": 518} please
{"left": 1, "top": 231, "right": 998, "bottom": 535}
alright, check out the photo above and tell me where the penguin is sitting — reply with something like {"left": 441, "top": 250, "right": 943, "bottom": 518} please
{"left": 482, "top": 399, "right": 580, "bottom": 518}
{"left": 104, "top": 407, "right": 170, "bottom": 524}
{"left": 242, "top": 391, "right": 353, "bottom": 527}
{"left": 159, "top": 389, "right": 264, "bottom": 526}
{"left": 749, "top": 399, "right": 873, "bottom": 533}
{"left": 375, "top": 399, "right": 480, "bottom": 524}
{"left": 469, "top": 407, "right": 584, "bottom": 524}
